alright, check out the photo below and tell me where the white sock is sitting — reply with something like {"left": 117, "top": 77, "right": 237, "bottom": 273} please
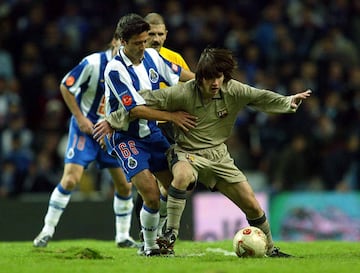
{"left": 158, "top": 194, "right": 167, "bottom": 236}
{"left": 140, "top": 205, "right": 159, "bottom": 250}
{"left": 42, "top": 184, "right": 71, "bottom": 236}
{"left": 113, "top": 192, "right": 133, "bottom": 242}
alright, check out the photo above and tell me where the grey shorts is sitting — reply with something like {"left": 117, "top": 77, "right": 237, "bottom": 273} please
{"left": 167, "top": 143, "right": 247, "bottom": 189}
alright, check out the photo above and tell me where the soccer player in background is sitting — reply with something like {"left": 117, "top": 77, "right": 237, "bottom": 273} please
{"left": 33, "top": 36, "right": 139, "bottom": 248}
{"left": 133, "top": 12, "right": 192, "bottom": 239}
{"left": 94, "top": 47, "right": 312, "bottom": 257}
{"left": 144, "top": 12, "right": 191, "bottom": 142}
{"left": 145, "top": 12, "right": 190, "bottom": 84}
{"left": 101, "top": 13, "right": 194, "bottom": 256}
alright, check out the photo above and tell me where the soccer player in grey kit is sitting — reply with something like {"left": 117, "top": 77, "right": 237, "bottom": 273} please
{"left": 94, "top": 47, "right": 312, "bottom": 257}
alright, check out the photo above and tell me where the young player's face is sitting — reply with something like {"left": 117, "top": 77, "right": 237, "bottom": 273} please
{"left": 146, "top": 24, "right": 167, "bottom": 52}
{"left": 200, "top": 74, "right": 224, "bottom": 99}
{"left": 123, "top": 31, "right": 148, "bottom": 64}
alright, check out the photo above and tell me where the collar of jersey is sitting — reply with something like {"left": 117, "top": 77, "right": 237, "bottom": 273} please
{"left": 105, "top": 49, "right": 113, "bottom": 61}
{"left": 119, "top": 48, "right": 144, "bottom": 67}
{"left": 195, "top": 84, "right": 223, "bottom": 107}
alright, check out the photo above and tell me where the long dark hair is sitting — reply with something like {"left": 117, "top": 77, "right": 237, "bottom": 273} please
{"left": 195, "top": 48, "right": 236, "bottom": 85}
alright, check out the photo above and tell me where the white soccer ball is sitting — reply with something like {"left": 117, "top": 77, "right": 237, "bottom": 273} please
{"left": 232, "top": 226, "right": 267, "bottom": 258}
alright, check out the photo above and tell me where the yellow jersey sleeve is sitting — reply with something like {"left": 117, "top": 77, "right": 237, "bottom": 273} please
{"left": 159, "top": 47, "right": 190, "bottom": 72}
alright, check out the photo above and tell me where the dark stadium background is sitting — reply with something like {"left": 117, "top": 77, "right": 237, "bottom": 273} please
{"left": 1, "top": 0, "right": 359, "bottom": 241}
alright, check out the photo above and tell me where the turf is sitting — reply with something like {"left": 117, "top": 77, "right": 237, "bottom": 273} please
{"left": 1, "top": 240, "right": 359, "bottom": 273}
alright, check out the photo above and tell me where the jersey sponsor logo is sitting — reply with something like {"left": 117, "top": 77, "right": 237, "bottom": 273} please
{"left": 127, "top": 156, "right": 138, "bottom": 169}
{"left": 148, "top": 68, "right": 159, "bottom": 83}
{"left": 65, "top": 76, "right": 76, "bottom": 86}
{"left": 171, "top": 63, "right": 179, "bottom": 73}
{"left": 97, "top": 95, "right": 106, "bottom": 117}
{"left": 121, "top": 94, "right": 132, "bottom": 106}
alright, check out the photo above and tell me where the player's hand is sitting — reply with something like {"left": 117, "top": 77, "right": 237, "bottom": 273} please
{"left": 77, "top": 116, "right": 94, "bottom": 135}
{"left": 98, "top": 137, "right": 107, "bottom": 150}
{"left": 170, "top": 111, "right": 197, "bottom": 132}
{"left": 93, "top": 120, "right": 114, "bottom": 144}
{"left": 291, "top": 89, "right": 312, "bottom": 109}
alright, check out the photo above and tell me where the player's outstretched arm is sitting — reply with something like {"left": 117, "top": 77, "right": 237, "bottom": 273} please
{"left": 130, "top": 105, "right": 197, "bottom": 132}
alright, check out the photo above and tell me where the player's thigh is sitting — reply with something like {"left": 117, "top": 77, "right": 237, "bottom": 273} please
{"left": 216, "top": 180, "right": 263, "bottom": 217}
{"left": 61, "top": 163, "right": 84, "bottom": 189}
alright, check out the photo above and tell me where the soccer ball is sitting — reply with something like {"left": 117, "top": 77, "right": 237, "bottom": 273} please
{"left": 232, "top": 226, "right": 267, "bottom": 258}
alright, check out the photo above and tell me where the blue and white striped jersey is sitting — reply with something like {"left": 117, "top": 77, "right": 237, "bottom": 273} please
{"left": 104, "top": 47, "right": 181, "bottom": 139}
{"left": 61, "top": 49, "right": 113, "bottom": 124}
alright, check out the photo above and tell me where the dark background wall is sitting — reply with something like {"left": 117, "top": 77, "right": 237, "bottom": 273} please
{"left": 0, "top": 197, "right": 194, "bottom": 242}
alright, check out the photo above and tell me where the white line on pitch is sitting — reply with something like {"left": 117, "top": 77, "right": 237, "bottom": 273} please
{"left": 206, "top": 248, "right": 237, "bottom": 256}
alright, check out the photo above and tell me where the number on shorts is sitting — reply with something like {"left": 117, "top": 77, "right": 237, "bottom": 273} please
{"left": 77, "top": 135, "right": 86, "bottom": 151}
{"left": 118, "top": 140, "right": 139, "bottom": 158}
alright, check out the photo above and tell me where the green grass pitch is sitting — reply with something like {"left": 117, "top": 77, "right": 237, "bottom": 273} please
{"left": 1, "top": 240, "right": 359, "bottom": 273}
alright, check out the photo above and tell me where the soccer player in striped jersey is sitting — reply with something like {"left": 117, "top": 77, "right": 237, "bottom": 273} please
{"left": 100, "top": 13, "right": 194, "bottom": 256}
{"left": 33, "top": 37, "right": 138, "bottom": 248}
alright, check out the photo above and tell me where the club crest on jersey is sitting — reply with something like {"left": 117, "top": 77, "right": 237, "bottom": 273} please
{"left": 217, "top": 109, "right": 228, "bottom": 118}
{"left": 65, "top": 76, "right": 76, "bottom": 87}
{"left": 148, "top": 68, "right": 159, "bottom": 83}
{"left": 127, "top": 157, "right": 138, "bottom": 169}
{"left": 121, "top": 94, "right": 132, "bottom": 106}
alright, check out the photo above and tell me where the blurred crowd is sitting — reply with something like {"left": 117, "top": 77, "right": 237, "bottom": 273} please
{"left": 0, "top": 0, "right": 359, "bottom": 198}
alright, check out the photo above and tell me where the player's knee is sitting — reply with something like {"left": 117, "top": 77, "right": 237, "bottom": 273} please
{"left": 172, "top": 168, "right": 193, "bottom": 189}
{"left": 139, "top": 186, "right": 160, "bottom": 210}
{"left": 60, "top": 174, "right": 79, "bottom": 190}
{"left": 113, "top": 180, "right": 132, "bottom": 196}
